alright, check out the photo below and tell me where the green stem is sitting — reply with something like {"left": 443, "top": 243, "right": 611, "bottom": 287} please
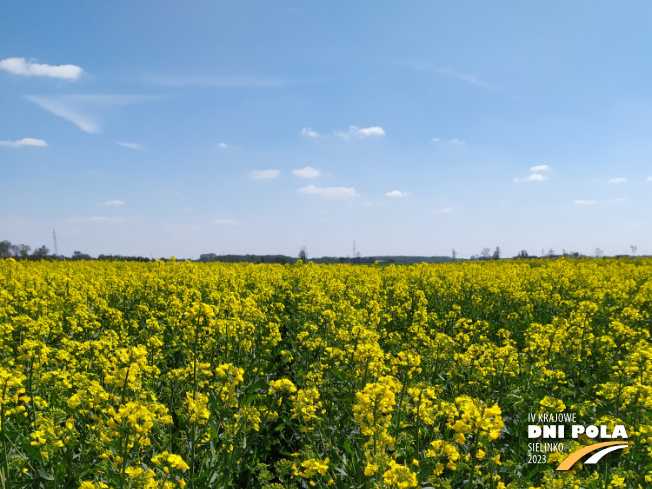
{"left": 373, "top": 400, "right": 378, "bottom": 456}
{"left": 1, "top": 381, "right": 10, "bottom": 488}
{"left": 27, "top": 358, "right": 36, "bottom": 428}
{"left": 119, "top": 430, "right": 130, "bottom": 489}
{"left": 120, "top": 363, "right": 131, "bottom": 407}
{"left": 467, "top": 427, "right": 480, "bottom": 489}
{"left": 393, "top": 375, "right": 409, "bottom": 441}
{"left": 415, "top": 390, "right": 422, "bottom": 456}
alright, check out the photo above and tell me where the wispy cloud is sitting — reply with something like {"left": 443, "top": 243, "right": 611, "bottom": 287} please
{"left": 249, "top": 169, "right": 280, "bottom": 180}
{"left": 0, "top": 137, "right": 47, "bottom": 147}
{"left": 89, "top": 216, "right": 126, "bottom": 223}
{"left": 334, "top": 126, "right": 385, "bottom": 139}
{"left": 292, "top": 166, "right": 320, "bottom": 178}
{"left": 301, "top": 127, "right": 319, "bottom": 138}
{"left": 432, "top": 137, "right": 465, "bottom": 145}
{"left": 145, "top": 74, "right": 304, "bottom": 88}
{"left": 530, "top": 165, "right": 550, "bottom": 172}
{"left": 26, "top": 94, "right": 156, "bottom": 133}
{"left": 647, "top": 176, "right": 652, "bottom": 182}
{"left": 0, "top": 57, "right": 83, "bottom": 79}
{"left": 72, "top": 215, "right": 142, "bottom": 224}
{"left": 609, "top": 198, "right": 626, "bottom": 203}
{"left": 103, "top": 200, "right": 125, "bottom": 206}
{"left": 574, "top": 200, "right": 597, "bottom": 205}
{"left": 298, "top": 185, "right": 356, "bottom": 199}
{"left": 26, "top": 96, "right": 99, "bottom": 132}
{"left": 218, "top": 142, "right": 229, "bottom": 149}
{"left": 608, "top": 177, "right": 627, "bottom": 184}
{"left": 386, "top": 190, "right": 410, "bottom": 198}
{"left": 400, "top": 59, "right": 496, "bottom": 91}
{"left": 211, "top": 219, "right": 237, "bottom": 225}
{"left": 436, "top": 207, "right": 455, "bottom": 214}
{"left": 514, "top": 173, "right": 547, "bottom": 183}
{"left": 115, "top": 142, "right": 143, "bottom": 150}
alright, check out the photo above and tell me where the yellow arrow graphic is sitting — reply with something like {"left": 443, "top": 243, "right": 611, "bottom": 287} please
{"left": 556, "top": 441, "right": 629, "bottom": 471}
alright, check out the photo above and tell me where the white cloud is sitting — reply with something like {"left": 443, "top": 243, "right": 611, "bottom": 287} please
{"left": 301, "top": 127, "right": 319, "bottom": 138}
{"left": 218, "top": 142, "right": 229, "bottom": 148}
{"left": 115, "top": 142, "right": 143, "bottom": 150}
{"left": 358, "top": 126, "right": 385, "bottom": 137}
{"left": 26, "top": 94, "right": 156, "bottom": 133}
{"left": 79, "top": 215, "right": 142, "bottom": 224}
{"left": 211, "top": 219, "right": 237, "bottom": 225}
{"left": 574, "top": 200, "right": 597, "bottom": 205}
{"left": 292, "top": 166, "right": 321, "bottom": 178}
{"left": 436, "top": 207, "right": 454, "bottom": 214}
{"left": 0, "top": 57, "right": 83, "bottom": 79}
{"left": 609, "top": 198, "right": 626, "bottom": 203}
{"left": 298, "top": 185, "right": 357, "bottom": 199}
{"left": 647, "top": 176, "right": 652, "bottom": 182}
{"left": 514, "top": 173, "right": 547, "bottom": 183}
{"left": 526, "top": 173, "right": 546, "bottom": 182}
{"left": 103, "top": 200, "right": 125, "bottom": 206}
{"left": 432, "top": 137, "right": 464, "bottom": 145}
{"left": 608, "top": 177, "right": 627, "bottom": 184}
{"left": 90, "top": 216, "right": 126, "bottom": 223}
{"left": 249, "top": 169, "right": 280, "bottom": 180}
{"left": 386, "top": 190, "right": 410, "bottom": 198}
{"left": 530, "top": 164, "right": 550, "bottom": 172}
{"left": 0, "top": 137, "right": 47, "bottom": 147}
{"left": 335, "top": 125, "right": 385, "bottom": 139}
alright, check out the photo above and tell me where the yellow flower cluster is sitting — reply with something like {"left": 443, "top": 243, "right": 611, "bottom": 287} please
{"left": 382, "top": 460, "right": 418, "bottom": 488}
{"left": 151, "top": 451, "right": 190, "bottom": 470}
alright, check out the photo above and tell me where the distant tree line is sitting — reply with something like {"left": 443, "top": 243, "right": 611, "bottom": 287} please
{"left": 0, "top": 239, "right": 157, "bottom": 262}
{"left": 197, "top": 253, "right": 454, "bottom": 265}
{"left": 198, "top": 253, "right": 294, "bottom": 264}
{"left": 1, "top": 238, "right": 645, "bottom": 264}
{"left": 0, "top": 240, "right": 50, "bottom": 260}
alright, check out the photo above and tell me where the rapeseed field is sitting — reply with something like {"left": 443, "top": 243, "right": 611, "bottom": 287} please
{"left": 0, "top": 258, "right": 650, "bottom": 488}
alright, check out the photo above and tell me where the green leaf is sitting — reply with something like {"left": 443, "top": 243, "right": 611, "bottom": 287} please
{"left": 343, "top": 441, "right": 354, "bottom": 457}
{"left": 37, "top": 467, "right": 55, "bottom": 481}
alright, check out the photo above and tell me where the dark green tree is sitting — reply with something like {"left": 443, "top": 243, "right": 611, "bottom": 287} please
{"left": 493, "top": 247, "right": 501, "bottom": 260}
{"left": 30, "top": 245, "right": 50, "bottom": 260}
{"left": 298, "top": 246, "right": 308, "bottom": 263}
{"left": 0, "top": 240, "right": 11, "bottom": 258}
{"left": 16, "top": 244, "right": 30, "bottom": 259}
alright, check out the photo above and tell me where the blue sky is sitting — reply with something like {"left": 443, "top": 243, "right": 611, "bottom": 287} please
{"left": 2, "top": 1, "right": 651, "bottom": 259}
